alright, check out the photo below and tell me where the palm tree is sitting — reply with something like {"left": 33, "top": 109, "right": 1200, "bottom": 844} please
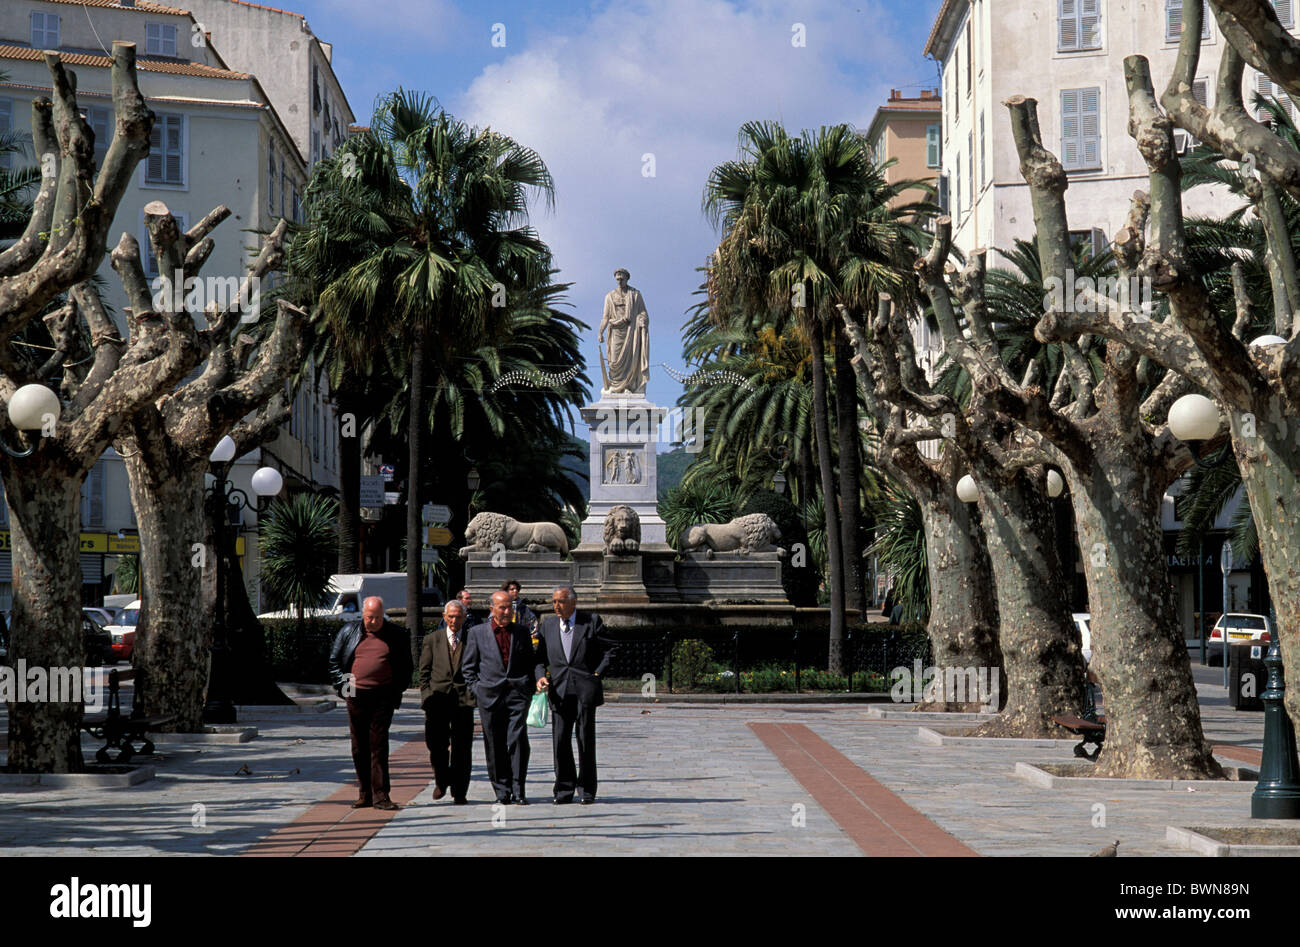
{"left": 259, "top": 493, "right": 339, "bottom": 645}
{"left": 299, "top": 91, "right": 555, "bottom": 647}
{"left": 703, "top": 122, "right": 918, "bottom": 671}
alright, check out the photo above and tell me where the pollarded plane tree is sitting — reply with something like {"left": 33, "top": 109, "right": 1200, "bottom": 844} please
{"left": 0, "top": 44, "right": 293, "bottom": 771}
{"left": 923, "top": 86, "right": 1225, "bottom": 777}
{"left": 1028, "top": 0, "right": 1300, "bottom": 734}
{"left": 116, "top": 228, "right": 305, "bottom": 730}
{"left": 842, "top": 274, "right": 1086, "bottom": 736}
{"left": 839, "top": 300, "right": 1004, "bottom": 711}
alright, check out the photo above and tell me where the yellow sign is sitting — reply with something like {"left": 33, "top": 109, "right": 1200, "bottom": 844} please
{"left": 427, "top": 527, "right": 453, "bottom": 547}
{"left": 79, "top": 533, "right": 108, "bottom": 552}
{"left": 108, "top": 535, "right": 141, "bottom": 553}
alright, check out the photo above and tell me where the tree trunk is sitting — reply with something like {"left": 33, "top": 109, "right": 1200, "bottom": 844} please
{"left": 405, "top": 322, "right": 426, "bottom": 665}
{"left": 125, "top": 455, "right": 209, "bottom": 731}
{"left": 5, "top": 475, "right": 85, "bottom": 773}
{"left": 1065, "top": 443, "right": 1222, "bottom": 778}
{"left": 971, "top": 471, "right": 1086, "bottom": 737}
{"left": 1230, "top": 415, "right": 1300, "bottom": 736}
{"left": 809, "top": 322, "right": 846, "bottom": 673}
{"left": 833, "top": 330, "right": 867, "bottom": 615}
{"left": 917, "top": 493, "right": 1003, "bottom": 711}
{"left": 336, "top": 379, "right": 362, "bottom": 574}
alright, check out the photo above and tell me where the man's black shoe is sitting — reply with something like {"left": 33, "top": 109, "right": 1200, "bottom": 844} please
{"left": 453, "top": 797, "right": 468, "bottom": 805}
{"left": 579, "top": 798, "right": 595, "bottom": 805}
{"left": 554, "top": 797, "right": 573, "bottom": 805}
{"left": 516, "top": 797, "right": 529, "bottom": 806}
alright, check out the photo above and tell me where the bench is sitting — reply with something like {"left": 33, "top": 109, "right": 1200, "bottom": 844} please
{"left": 80, "top": 669, "right": 175, "bottom": 764}
{"left": 1051, "top": 677, "right": 1106, "bottom": 760}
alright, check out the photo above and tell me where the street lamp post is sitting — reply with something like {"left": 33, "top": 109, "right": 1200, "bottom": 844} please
{"left": 203, "top": 436, "right": 283, "bottom": 724}
{"left": 1167, "top": 393, "right": 1231, "bottom": 471}
{"left": 1221, "top": 540, "right": 1232, "bottom": 688}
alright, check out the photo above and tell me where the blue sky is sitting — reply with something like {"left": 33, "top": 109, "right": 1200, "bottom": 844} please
{"left": 291, "top": 0, "right": 942, "bottom": 434}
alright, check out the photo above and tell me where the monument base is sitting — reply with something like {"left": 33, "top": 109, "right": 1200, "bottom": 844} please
{"left": 464, "top": 550, "right": 575, "bottom": 601}
{"left": 675, "top": 552, "right": 787, "bottom": 604}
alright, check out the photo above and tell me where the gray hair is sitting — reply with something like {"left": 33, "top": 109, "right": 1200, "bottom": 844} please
{"left": 552, "top": 586, "right": 577, "bottom": 601}
{"left": 444, "top": 600, "right": 466, "bottom": 615}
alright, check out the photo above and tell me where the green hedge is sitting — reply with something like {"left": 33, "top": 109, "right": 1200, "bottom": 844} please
{"left": 262, "top": 618, "right": 435, "bottom": 685}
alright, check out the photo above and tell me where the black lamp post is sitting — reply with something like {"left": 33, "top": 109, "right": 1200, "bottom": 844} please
{"left": 203, "top": 436, "right": 283, "bottom": 724}
{"left": 466, "top": 464, "right": 480, "bottom": 521}
{"left": 1251, "top": 638, "right": 1300, "bottom": 818}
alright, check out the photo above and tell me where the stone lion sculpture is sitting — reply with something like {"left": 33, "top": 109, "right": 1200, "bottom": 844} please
{"left": 459, "top": 511, "right": 569, "bottom": 557}
{"left": 679, "top": 513, "right": 784, "bottom": 558}
{"left": 603, "top": 504, "right": 641, "bottom": 555}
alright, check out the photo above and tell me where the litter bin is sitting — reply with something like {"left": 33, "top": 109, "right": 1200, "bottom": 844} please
{"left": 1227, "top": 642, "right": 1267, "bottom": 711}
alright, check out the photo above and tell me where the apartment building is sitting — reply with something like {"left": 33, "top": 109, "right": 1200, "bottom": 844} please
{"left": 176, "top": 0, "right": 356, "bottom": 167}
{"left": 921, "top": 0, "right": 1276, "bottom": 256}
{"left": 0, "top": 0, "right": 337, "bottom": 608}
{"left": 865, "top": 88, "right": 942, "bottom": 211}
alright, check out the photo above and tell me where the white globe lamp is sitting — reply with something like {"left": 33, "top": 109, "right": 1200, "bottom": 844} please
{"left": 7, "top": 384, "right": 59, "bottom": 430}
{"left": 1167, "top": 394, "right": 1222, "bottom": 442}
{"left": 209, "top": 435, "right": 237, "bottom": 464}
{"left": 956, "top": 474, "right": 979, "bottom": 503}
{"left": 1046, "top": 470, "right": 1064, "bottom": 498}
{"left": 251, "top": 466, "right": 283, "bottom": 498}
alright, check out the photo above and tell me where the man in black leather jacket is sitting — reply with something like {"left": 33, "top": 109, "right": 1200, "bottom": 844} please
{"left": 328, "top": 596, "right": 413, "bottom": 810}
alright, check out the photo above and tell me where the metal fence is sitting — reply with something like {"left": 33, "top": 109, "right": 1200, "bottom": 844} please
{"left": 603, "top": 626, "right": 933, "bottom": 694}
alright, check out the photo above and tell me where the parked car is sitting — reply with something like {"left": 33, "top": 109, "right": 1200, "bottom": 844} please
{"left": 83, "top": 607, "right": 116, "bottom": 628}
{"left": 1072, "top": 613, "right": 1092, "bottom": 664}
{"left": 1207, "top": 613, "right": 1273, "bottom": 666}
{"left": 82, "top": 613, "right": 112, "bottom": 666}
{"left": 102, "top": 599, "right": 140, "bottom": 663}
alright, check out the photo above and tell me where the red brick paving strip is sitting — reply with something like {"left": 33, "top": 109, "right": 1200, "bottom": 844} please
{"left": 749, "top": 722, "right": 979, "bottom": 857}
{"left": 1212, "top": 745, "right": 1262, "bottom": 766}
{"left": 244, "top": 737, "right": 431, "bottom": 857}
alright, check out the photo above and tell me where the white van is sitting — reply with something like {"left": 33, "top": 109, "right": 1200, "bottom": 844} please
{"left": 257, "top": 573, "right": 417, "bottom": 621}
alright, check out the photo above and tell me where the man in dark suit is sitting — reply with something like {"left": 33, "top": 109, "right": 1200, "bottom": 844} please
{"left": 328, "top": 596, "right": 413, "bottom": 811}
{"left": 535, "top": 586, "right": 616, "bottom": 805}
{"left": 419, "top": 600, "right": 475, "bottom": 804}
{"left": 456, "top": 588, "right": 483, "bottom": 627}
{"left": 461, "top": 590, "right": 537, "bottom": 804}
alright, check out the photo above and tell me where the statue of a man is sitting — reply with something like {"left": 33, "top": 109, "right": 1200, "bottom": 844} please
{"left": 599, "top": 268, "right": 650, "bottom": 395}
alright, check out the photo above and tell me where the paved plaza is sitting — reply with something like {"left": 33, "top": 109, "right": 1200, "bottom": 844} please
{"left": 0, "top": 663, "right": 1286, "bottom": 857}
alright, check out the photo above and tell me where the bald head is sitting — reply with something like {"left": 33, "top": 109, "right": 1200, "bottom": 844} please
{"left": 362, "top": 596, "right": 384, "bottom": 634}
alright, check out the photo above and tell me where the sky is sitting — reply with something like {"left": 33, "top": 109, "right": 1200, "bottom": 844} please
{"left": 291, "top": 0, "right": 942, "bottom": 437}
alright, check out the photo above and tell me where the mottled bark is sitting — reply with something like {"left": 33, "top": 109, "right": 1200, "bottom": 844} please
{"left": 917, "top": 494, "right": 1003, "bottom": 711}
{"left": 4, "top": 475, "right": 84, "bottom": 773}
{"left": 127, "top": 458, "right": 208, "bottom": 730}
{"left": 971, "top": 470, "right": 1086, "bottom": 738}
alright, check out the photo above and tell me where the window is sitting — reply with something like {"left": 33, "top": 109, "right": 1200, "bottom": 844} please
{"left": 926, "top": 123, "right": 940, "bottom": 167}
{"left": 268, "top": 148, "right": 277, "bottom": 214}
{"left": 1255, "top": 71, "right": 1295, "bottom": 124}
{"left": 1061, "top": 87, "right": 1101, "bottom": 170}
{"left": 313, "top": 63, "right": 322, "bottom": 114}
{"left": 938, "top": 173, "right": 949, "bottom": 213}
{"left": 1166, "top": 0, "right": 1210, "bottom": 42}
{"left": 146, "top": 23, "right": 178, "bottom": 57}
{"left": 312, "top": 128, "right": 320, "bottom": 165}
{"left": 86, "top": 106, "right": 111, "bottom": 170}
{"left": 146, "top": 113, "right": 184, "bottom": 185}
{"left": 312, "top": 398, "right": 320, "bottom": 462}
{"left": 31, "top": 12, "right": 59, "bottom": 49}
{"left": 141, "top": 211, "right": 189, "bottom": 280}
{"left": 0, "top": 99, "right": 11, "bottom": 172}
{"left": 979, "top": 111, "right": 987, "bottom": 185}
{"left": 81, "top": 461, "right": 105, "bottom": 528}
{"left": 280, "top": 165, "right": 288, "bottom": 218}
{"left": 292, "top": 186, "right": 301, "bottom": 223}
{"left": 1059, "top": 0, "right": 1102, "bottom": 51}
{"left": 967, "top": 131, "right": 974, "bottom": 200}
{"left": 953, "top": 51, "right": 960, "bottom": 121}
{"left": 955, "top": 152, "right": 963, "bottom": 218}
{"left": 1275, "top": 0, "right": 1295, "bottom": 29}
{"left": 965, "top": 23, "right": 972, "bottom": 94}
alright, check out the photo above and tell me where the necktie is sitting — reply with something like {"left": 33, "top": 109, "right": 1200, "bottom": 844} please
{"left": 562, "top": 619, "right": 573, "bottom": 661}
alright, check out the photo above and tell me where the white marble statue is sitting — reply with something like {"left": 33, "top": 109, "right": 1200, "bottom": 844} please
{"left": 599, "top": 268, "right": 650, "bottom": 395}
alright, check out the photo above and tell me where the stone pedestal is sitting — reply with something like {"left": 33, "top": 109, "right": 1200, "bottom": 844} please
{"left": 463, "top": 550, "right": 575, "bottom": 600}
{"left": 579, "top": 395, "right": 668, "bottom": 546}
{"left": 600, "top": 554, "right": 648, "bottom": 602}
{"left": 674, "top": 552, "right": 788, "bottom": 604}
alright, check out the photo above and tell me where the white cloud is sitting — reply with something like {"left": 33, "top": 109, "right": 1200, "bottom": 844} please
{"left": 450, "top": 0, "right": 918, "bottom": 416}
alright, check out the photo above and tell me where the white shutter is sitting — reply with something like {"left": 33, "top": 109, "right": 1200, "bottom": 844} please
{"left": 1061, "top": 88, "right": 1082, "bottom": 168}
{"left": 1079, "top": 0, "right": 1101, "bottom": 47}
{"left": 164, "top": 116, "right": 182, "bottom": 184}
{"left": 82, "top": 461, "right": 105, "bottom": 528}
{"left": 1059, "top": 0, "right": 1079, "bottom": 50}
{"left": 1166, "top": 0, "right": 1182, "bottom": 41}
{"left": 87, "top": 106, "right": 111, "bottom": 169}
{"left": 1276, "top": 0, "right": 1295, "bottom": 29}
{"left": 268, "top": 149, "right": 277, "bottom": 213}
{"left": 1080, "top": 87, "right": 1101, "bottom": 167}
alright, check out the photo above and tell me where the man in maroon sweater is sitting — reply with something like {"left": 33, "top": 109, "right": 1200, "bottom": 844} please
{"left": 328, "top": 596, "right": 414, "bottom": 810}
